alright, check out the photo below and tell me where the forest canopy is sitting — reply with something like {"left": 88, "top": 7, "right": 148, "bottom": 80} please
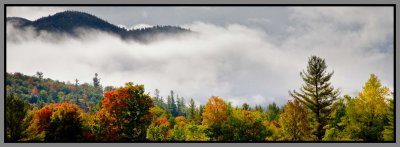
{"left": 5, "top": 56, "right": 394, "bottom": 142}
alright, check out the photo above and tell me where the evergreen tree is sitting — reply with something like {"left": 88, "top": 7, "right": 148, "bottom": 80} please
{"left": 383, "top": 97, "right": 394, "bottom": 141}
{"left": 5, "top": 94, "right": 28, "bottom": 141}
{"left": 93, "top": 73, "right": 100, "bottom": 88}
{"left": 189, "top": 98, "right": 196, "bottom": 122}
{"left": 177, "top": 96, "right": 186, "bottom": 116}
{"left": 322, "top": 95, "right": 348, "bottom": 141}
{"left": 198, "top": 104, "right": 205, "bottom": 124}
{"left": 36, "top": 72, "right": 43, "bottom": 80}
{"left": 74, "top": 78, "right": 79, "bottom": 103}
{"left": 177, "top": 95, "right": 182, "bottom": 115}
{"left": 74, "top": 78, "right": 79, "bottom": 87}
{"left": 289, "top": 55, "right": 340, "bottom": 140}
{"left": 242, "top": 102, "right": 250, "bottom": 110}
{"left": 255, "top": 105, "right": 263, "bottom": 112}
{"left": 153, "top": 89, "right": 161, "bottom": 107}
{"left": 266, "top": 102, "right": 281, "bottom": 121}
{"left": 168, "top": 90, "right": 178, "bottom": 116}
{"left": 167, "top": 95, "right": 172, "bottom": 111}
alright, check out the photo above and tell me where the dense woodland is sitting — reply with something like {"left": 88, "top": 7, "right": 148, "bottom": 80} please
{"left": 5, "top": 56, "right": 394, "bottom": 142}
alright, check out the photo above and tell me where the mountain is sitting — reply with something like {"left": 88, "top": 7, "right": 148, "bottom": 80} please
{"left": 6, "top": 17, "right": 32, "bottom": 27}
{"left": 7, "top": 11, "right": 191, "bottom": 42}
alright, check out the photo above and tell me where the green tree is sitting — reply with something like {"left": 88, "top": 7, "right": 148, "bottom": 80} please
{"left": 255, "top": 105, "right": 263, "bottom": 112}
{"left": 222, "top": 109, "right": 270, "bottom": 141}
{"left": 289, "top": 55, "right": 340, "bottom": 140}
{"left": 146, "top": 123, "right": 171, "bottom": 141}
{"left": 242, "top": 102, "right": 250, "bottom": 110}
{"left": 146, "top": 106, "right": 172, "bottom": 141}
{"left": 92, "top": 73, "right": 101, "bottom": 88}
{"left": 383, "top": 97, "right": 394, "bottom": 141}
{"left": 170, "top": 116, "right": 187, "bottom": 141}
{"left": 36, "top": 72, "right": 43, "bottom": 80}
{"left": 188, "top": 98, "right": 196, "bottom": 122}
{"left": 39, "top": 90, "right": 49, "bottom": 103}
{"left": 198, "top": 104, "right": 205, "bottom": 124}
{"left": 185, "top": 123, "right": 209, "bottom": 141}
{"left": 104, "top": 86, "right": 115, "bottom": 92}
{"left": 177, "top": 96, "right": 186, "bottom": 116}
{"left": 5, "top": 94, "right": 29, "bottom": 141}
{"left": 167, "top": 90, "right": 178, "bottom": 116}
{"left": 266, "top": 102, "right": 281, "bottom": 121}
{"left": 322, "top": 95, "right": 349, "bottom": 141}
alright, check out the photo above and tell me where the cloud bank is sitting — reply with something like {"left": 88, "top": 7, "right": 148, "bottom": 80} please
{"left": 6, "top": 7, "right": 393, "bottom": 107}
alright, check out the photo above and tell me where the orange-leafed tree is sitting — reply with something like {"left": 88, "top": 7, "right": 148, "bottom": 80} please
{"left": 31, "top": 86, "right": 39, "bottom": 96}
{"left": 98, "top": 82, "right": 154, "bottom": 141}
{"left": 175, "top": 116, "right": 186, "bottom": 126}
{"left": 202, "top": 96, "right": 229, "bottom": 141}
{"left": 25, "top": 103, "right": 84, "bottom": 141}
{"left": 202, "top": 96, "right": 228, "bottom": 126}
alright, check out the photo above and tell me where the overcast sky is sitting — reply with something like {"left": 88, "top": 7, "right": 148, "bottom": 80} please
{"left": 6, "top": 7, "right": 394, "bottom": 107}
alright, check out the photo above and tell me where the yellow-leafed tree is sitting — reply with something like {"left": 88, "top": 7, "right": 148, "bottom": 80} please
{"left": 344, "top": 74, "right": 390, "bottom": 141}
{"left": 279, "top": 100, "right": 312, "bottom": 141}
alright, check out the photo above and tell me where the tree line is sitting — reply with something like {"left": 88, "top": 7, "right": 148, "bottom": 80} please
{"left": 5, "top": 55, "right": 394, "bottom": 142}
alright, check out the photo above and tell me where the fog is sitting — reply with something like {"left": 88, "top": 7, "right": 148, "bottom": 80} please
{"left": 6, "top": 7, "right": 393, "bottom": 107}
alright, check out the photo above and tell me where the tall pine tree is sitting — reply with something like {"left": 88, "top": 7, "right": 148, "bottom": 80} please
{"left": 93, "top": 73, "right": 100, "bottom": 88}
{"left": 168, "top": 90, "right": 178, "bottom": 116}
{"left": 289, "top": 55, "right": 340, "bottom": 140}
{"left": 188, "top": 98, "right": 196, "bottom": 122}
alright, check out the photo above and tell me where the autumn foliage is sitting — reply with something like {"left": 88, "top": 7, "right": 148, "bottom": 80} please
{"left": 5, "top": 56, "right": 394, "bottom": 142}
{"left": 202, "top": 96, "right": 228, "bottom": 126}
{"left": 279, "top": 100, "right": 311, "bottom": 141}
{"left": 26, "top": 103, "right": 84, "bottom": 141}
{"left": 97, "top": 82, "right": 154, "bottom": 141}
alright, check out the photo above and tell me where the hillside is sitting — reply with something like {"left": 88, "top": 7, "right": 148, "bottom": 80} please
{"left": 7, "top": 10, "right": 191, "bottom": 42}
{"left": 6, "top": 72, "right": 103, "bottom": 112}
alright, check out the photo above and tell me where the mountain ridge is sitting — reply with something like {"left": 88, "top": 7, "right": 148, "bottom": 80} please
{"left": 7, "top": 10, "right": 191, "bottom": 42}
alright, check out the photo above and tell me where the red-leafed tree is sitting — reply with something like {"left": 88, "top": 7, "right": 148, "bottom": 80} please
{"left": 98, "top": 82, "right": 154, "bottom": 141}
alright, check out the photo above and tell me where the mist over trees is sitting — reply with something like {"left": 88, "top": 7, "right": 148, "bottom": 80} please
{"left": 5, "top": 56, "right": 394, "bottom": 142}
{"left": 6, "top": 11, "right": 191, "bottom": 43}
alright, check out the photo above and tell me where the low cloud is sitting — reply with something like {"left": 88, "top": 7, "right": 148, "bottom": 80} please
{"left": 117, "top": 24, "right": 153, "bottom": 31}
{"left": 6, "top": 7, "right": 393, "bottom": 107}
{"left": 6, "top": 7, "right": 66, "bottom": 21}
